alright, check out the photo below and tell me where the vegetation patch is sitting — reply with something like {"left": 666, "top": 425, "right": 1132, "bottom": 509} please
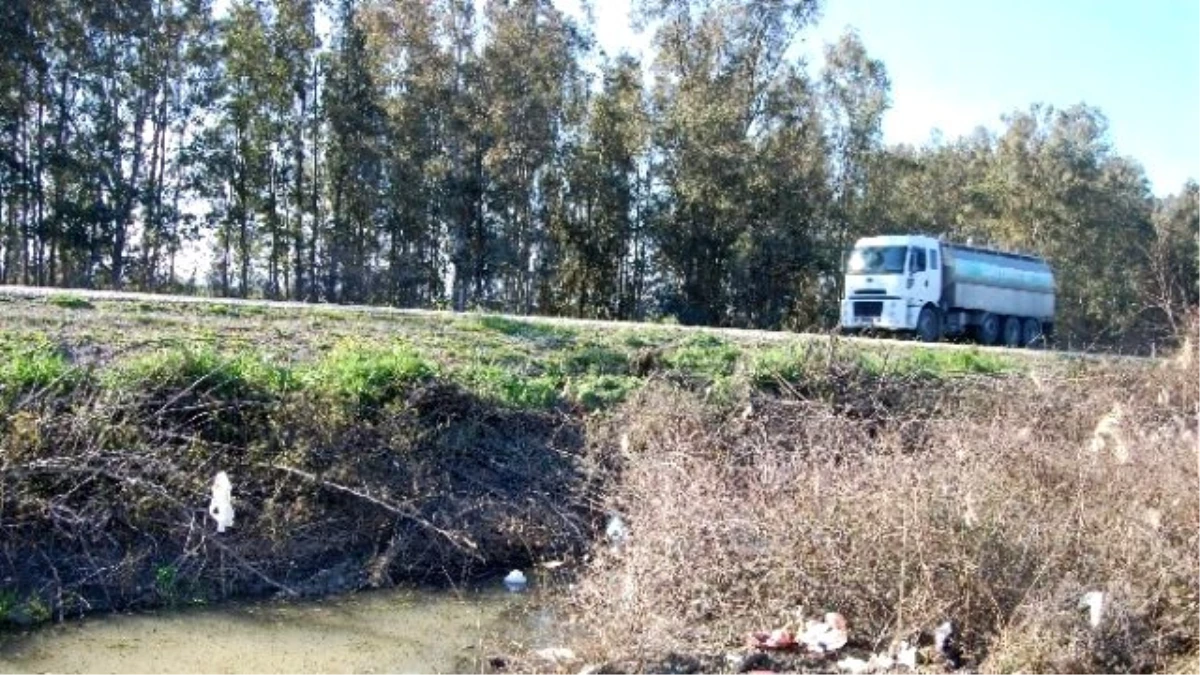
{"left": 0, "top": 334, "right": 77, "bottom": 399}
{"left": 662, "top": 333, "right": 741, "bottom": 380}
{"left": 470, "top": 315, "right": 577, "bottom": 345}
{"left": 452, "top": 363, "right": 561, "bottom": 409}
{"left": 46, "top": 294, "right": 94, "bottom": 310}
{"left": 103, "top": 344, "right": 296, "bottom": 399}
{"left": 300, "top": 339, "right": 434, "bottom": 407}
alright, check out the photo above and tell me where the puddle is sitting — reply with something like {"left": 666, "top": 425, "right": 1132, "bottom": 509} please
{"left": 0, "top": 586, "right": 543, "bottom": 674}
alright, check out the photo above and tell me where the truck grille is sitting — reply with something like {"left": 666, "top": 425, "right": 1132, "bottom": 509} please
{"left": 853, "top": 301, "right": 883, "bottom": 318}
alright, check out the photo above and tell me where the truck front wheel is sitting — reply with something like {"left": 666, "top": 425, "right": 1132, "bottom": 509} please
{"left": 916, "top": 306, "right": 942, "bottom": 343}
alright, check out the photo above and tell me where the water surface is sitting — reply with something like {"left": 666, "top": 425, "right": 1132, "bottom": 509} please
{"left": 0, "top": 587, "right": 534, "bottom": 674}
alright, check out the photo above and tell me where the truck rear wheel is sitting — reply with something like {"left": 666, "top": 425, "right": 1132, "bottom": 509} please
{"left": 1021, "top": 318, "right": 1044, "bottom": 348}
{"left": 1002, "top": 316, "right": 1023, "bottom": 347}
{"left": 977, "top": 313, "right": 1001, "bottom": 346}
{"left": 916, "top": 306, "right": 942, "bottom": 342}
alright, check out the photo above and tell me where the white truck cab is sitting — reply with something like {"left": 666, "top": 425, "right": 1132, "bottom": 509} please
{"left": 839, "top": 234, "right": 1055, "bottom": 345}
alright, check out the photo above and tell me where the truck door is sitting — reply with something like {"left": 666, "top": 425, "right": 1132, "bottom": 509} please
{"left": 907, "top": 246, "right": 939, "bottom": 306}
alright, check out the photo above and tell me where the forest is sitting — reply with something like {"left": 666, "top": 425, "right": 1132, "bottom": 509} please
{"left": 1, "top": 0, "right": 1196, "bottom": 346}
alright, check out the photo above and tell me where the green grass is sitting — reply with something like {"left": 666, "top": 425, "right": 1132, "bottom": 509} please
{"left": 46, "top": 294, "right": 94, "bottom": 310}
{"left": 469, "top": 315, "right": 577, "bottom": 344}
{"left": 0, "top": 297, "right": 1054, "bottom": 415}
{"left": 0, "top": 334, "right": 76, "bottom": 397}
{"left": 662, "top": 333, "right": 741, "bottom": 379}
{"left": 452, "top": 363, "right": 561, "bottom": 409}
{"left": 566, "top": 374, "right": 641, "bottom": 410}
{"left": 301, "top": 339, "right": 434, "bottom": 406}
{"left": 104, "top": 345, "right": 297, "bottom": 398}
{"left": 555, "top": 342, "right": 631, "bottom": 376}
{"left": 857, "top": 346, "right": 1018, "bottom": 376}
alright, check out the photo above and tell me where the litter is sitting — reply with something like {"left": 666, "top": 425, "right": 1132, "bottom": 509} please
{"left": 533, "top": 647, "right": 577, "bottom": 664}
{"left": 747, "top": 611, "right": 847, "bottom": 654}
{"left": 503, "top": 569, "right": 527, "bottom": 592}
{"left": 209, "top": 471, "right": 234, "bottom": 533}
{"left": 799, "top": 612, "right": 848, "bottom": 653}
{"left": 606, "top": 513, "right": 629, "bottom": 548}
{"left": 1079, "top": 591, "right": 1105, "bottom": 628}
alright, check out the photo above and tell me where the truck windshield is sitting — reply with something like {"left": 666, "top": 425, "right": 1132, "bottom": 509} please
{"left": 847, "top": 246, "right": 907, "bottom": 274}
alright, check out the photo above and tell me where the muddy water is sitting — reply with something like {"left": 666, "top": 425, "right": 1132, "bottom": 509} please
{"left": 0, "top": 586, "right": 549, "bottom": 674}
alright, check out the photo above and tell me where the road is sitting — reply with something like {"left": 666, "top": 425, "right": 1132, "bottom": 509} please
{"left": 0, "top": 284, "right": 1154, "bottom": 363}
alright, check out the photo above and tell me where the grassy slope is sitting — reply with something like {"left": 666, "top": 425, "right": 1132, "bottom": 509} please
{"left": 0, "top": 293, "right": 1051, "bottom": 410}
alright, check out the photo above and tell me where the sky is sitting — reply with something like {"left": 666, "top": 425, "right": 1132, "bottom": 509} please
{"left": 569, "top": 0, "right": 1200, "bottom": 197}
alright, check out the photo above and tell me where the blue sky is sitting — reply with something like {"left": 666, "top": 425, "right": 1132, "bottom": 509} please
{"left": 574, "top": 0, "right": 1199, "bottom": 196}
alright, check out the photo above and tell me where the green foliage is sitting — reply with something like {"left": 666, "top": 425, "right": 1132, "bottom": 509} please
{"left": 556, "top": 343, "right": 630, "bottom": 376}
{"left": 475, "top": 316, "right": 577, "bottom": 344}
{"left": 453, "top": 364, "right": 561, "bottom": 409}
{"left": 747, "top": 342, "right": 821, "bottom": 386}
{"left": 46, "top": 294, "right": 94, "bottom": 310}
{"left": 856, "top": 347, "right": 1018, "bottom": 377}
{"left": 302, "top": 339, "right": 434, "bottom": 406}
{"left": 663, "top": 334, "right": 742, "bottom": 379}
{"left": 0, "top": 334, "right": 76, "bottom": 397}
{"left": 154, "top": 564, "right": 179, "bottom": 602}
{"left": 566, "top": 374, "right": 641, "bottom": 410}
{"left": 104, "top": 345, "right": 296, "bottom": 398}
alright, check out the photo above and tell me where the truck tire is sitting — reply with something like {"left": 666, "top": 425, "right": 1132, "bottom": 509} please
{"left": 1002, "top": 316, "right": 1023, "bottom": 347}
{"left": 977, "top": 313, "right": 1001, "bottom": 346}
{"left": 1021, "top": 318, "right": 1043, "bottom": 348}
{"left": 916, "top": 306, "right": 942, "bottom": 342}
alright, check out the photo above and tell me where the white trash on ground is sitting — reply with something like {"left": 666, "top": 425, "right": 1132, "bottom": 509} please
{"left": 503, "top": 569, "right": 527, "bottom": 592}
{"left": 209, "top": 471, "right": 234, "bottom": 533}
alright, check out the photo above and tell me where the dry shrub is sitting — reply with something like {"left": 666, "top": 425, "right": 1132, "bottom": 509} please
{"left": 564, "top": 360, "right": 1198, "bottom": 673}
{"left": 0, "top": 381, "right": 591, "bottom": 620}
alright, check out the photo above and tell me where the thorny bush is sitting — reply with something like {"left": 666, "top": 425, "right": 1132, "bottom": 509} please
{"left": 562, "top": 341, "right": 1198, "bottom": 673}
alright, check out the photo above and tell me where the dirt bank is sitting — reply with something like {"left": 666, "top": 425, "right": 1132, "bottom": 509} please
{"left": 1, "top": 378, "right": 593, "bottom": 622}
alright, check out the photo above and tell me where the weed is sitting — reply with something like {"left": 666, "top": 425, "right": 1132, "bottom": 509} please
{"left": 0, "top": 334, "right": 77, "bottom": 397}
{"left": 202, "top": 303, "right": 236, "bottom": 316}
{"left": 662, "top": 333, "right": 741, "bottom": 379}
{"left": 154, "top": 564, "right": 179, "bottom": 602}
{"left": 103, "top": 344, "right": 295, "bottom": 398}
{"left": 46, "top": 294, "right": 94, "bottom": 310}
{"left": 746, "top": 341, "right": 820, "bottom": 386}
{"left": 453, "top": 363, "right": 561, "bottom": 408}
{"left": 567, "top": 374, "right": 641, "bottom": 410}
{"left": 859, "top": 346, "right": 1017, "bottom": 376}
{"left": 302, "top": 338, "right": 433, "bottom": 406}
{"left": 474, "top": 315, "right": 576, "bottom": 344}
{"left": 557, "top": 343, "right": 631, "bottom": 376}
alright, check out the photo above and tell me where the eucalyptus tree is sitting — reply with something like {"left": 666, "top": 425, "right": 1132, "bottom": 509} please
{"left": 636, "top": 0, "right": 821, "bottom": 326}
{"left": 556, "top": 54, "right": 649, "bottom": 319}
{"left": 479, "top": 0, "right": 590, "bottom": 313}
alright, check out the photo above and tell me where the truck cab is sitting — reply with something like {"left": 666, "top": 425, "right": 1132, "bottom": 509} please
{"left": 840, "top": 235, "right": 943, "bottom": 339}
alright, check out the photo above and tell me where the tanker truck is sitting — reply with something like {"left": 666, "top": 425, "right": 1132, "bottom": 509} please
{"left": 838, "top": 234, "right": 1055, "bottom": 345}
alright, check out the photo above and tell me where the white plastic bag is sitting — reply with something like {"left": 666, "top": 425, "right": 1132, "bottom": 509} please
{"left": 209, "top": 471, "right": 235, "bottom": 533}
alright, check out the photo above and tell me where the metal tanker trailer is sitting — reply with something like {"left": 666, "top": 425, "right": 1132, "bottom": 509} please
{"left": 839, "top": 234, "right": 1056, "bottom": 345}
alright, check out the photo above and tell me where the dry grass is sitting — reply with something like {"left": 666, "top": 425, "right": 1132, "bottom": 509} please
{"left": 558, "top": 339, "right": 1198, "bottom": 673}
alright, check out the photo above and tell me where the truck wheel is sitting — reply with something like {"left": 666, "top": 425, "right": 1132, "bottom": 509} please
{"left": 1002, "top": 316, "right": 1023, "bottom": 347}
{"left": 916, "top": 306, "right": 942, "bottom": 342}
{"left": 1021, "top": 318, "right": 1044, "bottom": 348}
{"left": 977, "top": 313, "right": 1001, "bottom": 345}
